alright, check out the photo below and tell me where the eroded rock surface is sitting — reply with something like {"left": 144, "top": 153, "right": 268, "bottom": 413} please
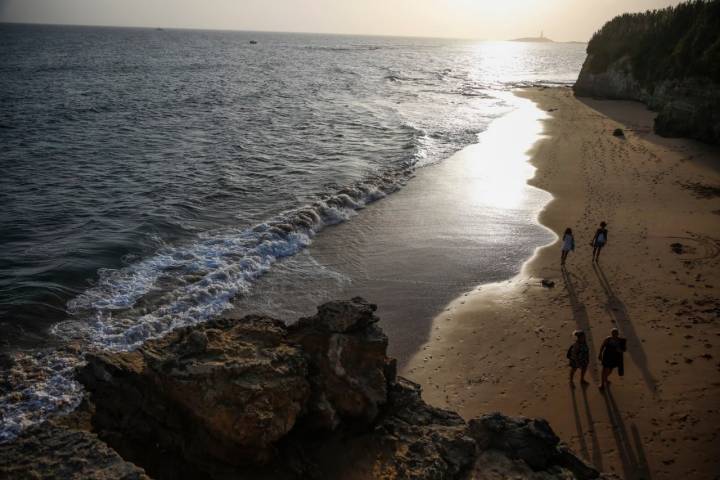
{"left": 78, "top": 315, "right": 311, "bottom": 474}
{"left": 0, "top": 423, "right": 149, "bottom": 480}
{"left": 288, "top": 298, "right": 393, "bottom": 429}
{"left": 2, "top": 298, "right": 614, "bottom": 479}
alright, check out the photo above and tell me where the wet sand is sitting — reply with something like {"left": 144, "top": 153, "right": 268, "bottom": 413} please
{"left": 298, "top": 94, "right": 553, "bottom": 362}
{"left": 404, "top": 87, "right": 720, "bottom": 480}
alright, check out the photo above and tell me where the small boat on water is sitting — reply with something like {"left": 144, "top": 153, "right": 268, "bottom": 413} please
{"left": 249, "top": 40, "right": 258, "bottom": 44}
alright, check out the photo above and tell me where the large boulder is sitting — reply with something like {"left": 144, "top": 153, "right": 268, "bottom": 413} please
{"left": 288, "top": 297, "right": 394, "bottom": 429}
{"left": 78, "top": 315, "right": 310, "bottom": 473}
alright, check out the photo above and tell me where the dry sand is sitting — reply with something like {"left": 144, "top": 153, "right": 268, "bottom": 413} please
{"left": 404, "top": 87, "right": 720, "bottom": 480}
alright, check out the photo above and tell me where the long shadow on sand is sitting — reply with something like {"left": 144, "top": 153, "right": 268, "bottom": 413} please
{"left": 592, "top": 263, "right": 657, "bottom": 392}
{"left": 570, "top": 386, "right": 604, "bottom": 470}
{"left": 603, "top": 385, "right": 652, "bottom": 480}
{"left": 561, "top": 267, "right": 599, "bottom": 382}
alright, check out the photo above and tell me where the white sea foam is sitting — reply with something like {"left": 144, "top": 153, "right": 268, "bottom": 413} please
{"left": 0, "top": 350, "right": 83, "bottom": 444}
{"left": 0, "top": 174, "right": 415, "bottom": 445}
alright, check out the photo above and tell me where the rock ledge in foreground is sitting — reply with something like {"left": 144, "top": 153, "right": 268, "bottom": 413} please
{"left": 2, "top": 298, "right": 617, "bottom": 480}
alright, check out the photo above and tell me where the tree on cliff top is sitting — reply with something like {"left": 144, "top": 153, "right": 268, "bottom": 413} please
{"left": 585, "top": 0, "right": 720, "bottom": 83}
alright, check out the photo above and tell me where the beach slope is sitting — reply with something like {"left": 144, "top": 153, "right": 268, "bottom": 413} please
{"left": 405, "top": 87, "right": 720, "bottom": 480}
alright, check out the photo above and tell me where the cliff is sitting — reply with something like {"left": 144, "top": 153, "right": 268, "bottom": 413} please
{"left": 573, "top": 0, "right": 720, "bottom": 144}
{"left": 1, "top": 298, "right": 616, "bottom": 480}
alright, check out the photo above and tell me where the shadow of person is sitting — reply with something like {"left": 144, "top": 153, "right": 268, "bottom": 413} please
{"left": 580, "top": 384, "right": 603, "bottom": 470}
{"left": 561, "top": 267, "right": 599, "bottom": 382}
{"left": 566, "top": 383, "right": 606, "bottom": 470}
{"left": 570, "top": 387, "right": 590, "bottom": 462}
{"left": 603, "top": 385, "right": 653, "bottom": 480}
{"left": 592, "top": 262, "right": 658, "bottom": 392}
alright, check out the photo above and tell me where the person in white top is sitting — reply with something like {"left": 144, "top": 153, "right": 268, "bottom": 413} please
{"left": 561, "top": 227, "right": 575, "bottom": 267}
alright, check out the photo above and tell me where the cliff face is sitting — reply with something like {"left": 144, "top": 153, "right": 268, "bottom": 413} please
{"left": 573, "top": 1, "right": 720, "bottom": 144}
{"left": 1, "top": 298, "right": 615, "bottom": 480}
{"left": 574, "top": 56, "right": 720, "bottom": 144}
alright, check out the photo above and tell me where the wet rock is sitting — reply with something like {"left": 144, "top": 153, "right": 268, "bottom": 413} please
{"left": 0, "top": 423, "right": 149, "bottom": 480}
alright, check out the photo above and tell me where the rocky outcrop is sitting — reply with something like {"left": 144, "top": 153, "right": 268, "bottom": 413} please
{"left": 572, "top": 0, "right": 720, "bottom": 146}
{"left": 2, "top": 298, "right": 614, "bottom": 479}
{"left": 0, "top": 423, "right": 149, "bottom": 480}
{"left": 573, "top": 57, "right": 720, "bottom": 144}
{"left": 78, "top": 315, "right": 313, "bottom": 475}
{"left": 288, "top": 299, "right": 394, "bottom": 429}
{"left": 573, "top": 55, "right": 643, "bottom": 101}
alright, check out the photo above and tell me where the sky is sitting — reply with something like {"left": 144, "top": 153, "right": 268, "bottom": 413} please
{"left": 0, "top": 0, "right": 686, "bottom": 41}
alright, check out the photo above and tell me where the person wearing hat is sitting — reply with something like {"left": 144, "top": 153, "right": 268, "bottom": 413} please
{"left": 591, "top": 221, "right": 608, "bottom": 262}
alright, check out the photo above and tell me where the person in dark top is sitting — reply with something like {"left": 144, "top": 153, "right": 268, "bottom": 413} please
{"left": 567, "top": 330, "right": 589, "bottom": 387}
{"left": 598, "top": 327, "right": 626, "bottom": 390}
{"left": 591, "top": 221, "right": 608, "bottom": 262}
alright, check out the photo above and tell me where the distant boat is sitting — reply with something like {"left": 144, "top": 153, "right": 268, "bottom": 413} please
{"left": 249, "top": 40, "right": 258, "bottom": 45}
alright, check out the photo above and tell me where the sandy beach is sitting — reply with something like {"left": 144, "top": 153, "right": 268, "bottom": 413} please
{"left": 404, "top": 87, "right": 720, "bottom": 480}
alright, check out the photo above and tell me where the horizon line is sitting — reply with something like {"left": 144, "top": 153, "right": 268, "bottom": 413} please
{"left": 0, "top": 20, "right": 589, "bottom": 43}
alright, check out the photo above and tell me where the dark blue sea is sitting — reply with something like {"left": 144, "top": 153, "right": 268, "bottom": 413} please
{"left": 0, "top": 23, "right": 585, "bottom": 441}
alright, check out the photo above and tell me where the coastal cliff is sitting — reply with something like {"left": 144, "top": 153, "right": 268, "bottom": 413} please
{"left": 573, "top": 0, "right": 720, "bottom": 144}
{"left": 0, "top": 298, "right": 614, "bottom": 480}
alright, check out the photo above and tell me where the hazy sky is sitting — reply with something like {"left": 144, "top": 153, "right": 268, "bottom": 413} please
{"left": 0, "top": 0, "right": 685, "bottom": 41}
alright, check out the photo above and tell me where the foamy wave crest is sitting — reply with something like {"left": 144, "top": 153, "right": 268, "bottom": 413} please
{"left": 1, "top": 144, "right": 421, "bottom": 445}
{"left": 53, "top": 170, "right": 411, "bottom": 352}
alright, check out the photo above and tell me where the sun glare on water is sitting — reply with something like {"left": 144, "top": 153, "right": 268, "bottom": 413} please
{"left": 463, "top": 94, "right": 546, "bottom": 210}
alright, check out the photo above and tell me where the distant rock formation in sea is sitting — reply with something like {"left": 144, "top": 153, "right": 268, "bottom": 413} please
{"left": 573, "top": 0, "right": 720, "bottom": 144}
{"left": 510, "top": 32, "right": 554, "bottom": 43}
{"left": 0, "top": 298, "right": 615, "bottom": 479}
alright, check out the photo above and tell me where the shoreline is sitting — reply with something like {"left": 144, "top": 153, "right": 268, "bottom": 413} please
{"left": 302, "top": 92, "right": 554, "bottom": 364}
{"left": 404, "top": 87, "right": 720, "bottom": 480}
{"left": 0, "top": 89, "right": 557, "bottom": 443}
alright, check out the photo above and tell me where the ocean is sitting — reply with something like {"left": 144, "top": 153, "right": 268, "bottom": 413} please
{"left": 0, "top": 23, "right": 585, "bottom": 441}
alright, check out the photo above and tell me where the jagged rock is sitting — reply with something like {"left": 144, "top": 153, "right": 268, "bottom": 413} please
{"left": 303, "top": 377, "right": 477, "bottom": 479}
{"left": 289, "top": 297, "right": 393, "bottom": 429}
{"left": 78, "top": 315, "right": 311, "bottom": 473}
{"left": 0, "top": 423, "right": 149, "bottom": 480}
{"left": 468, "top": 414, "right": 561, "bottom": 470}
{"left": 468, "top": 413, "right": 601, "bottom": 479}
{"left": 34, "top": 297, "right": 612, "bottom": 480}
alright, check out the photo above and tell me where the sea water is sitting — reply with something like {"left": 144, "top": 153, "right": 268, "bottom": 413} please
{"left": 0, "top": 23, "right": 585, "bottom": 441}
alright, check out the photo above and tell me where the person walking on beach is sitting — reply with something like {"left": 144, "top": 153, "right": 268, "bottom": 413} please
{"left": 591, "top": 221, "right": 608, "bottom": 262}
{"left": 561, "top": 227, "right": 575, "bottom": 267}
{"left": 598, "top": 327, "right": 626, "bottom": 390}
{"left": 567, "top": 330, "right": 589, "bottom": 386}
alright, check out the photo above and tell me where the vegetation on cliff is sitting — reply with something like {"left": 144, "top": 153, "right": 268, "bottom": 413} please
{"left": 584, "top": 0, "right": 720, "bottom": 83}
